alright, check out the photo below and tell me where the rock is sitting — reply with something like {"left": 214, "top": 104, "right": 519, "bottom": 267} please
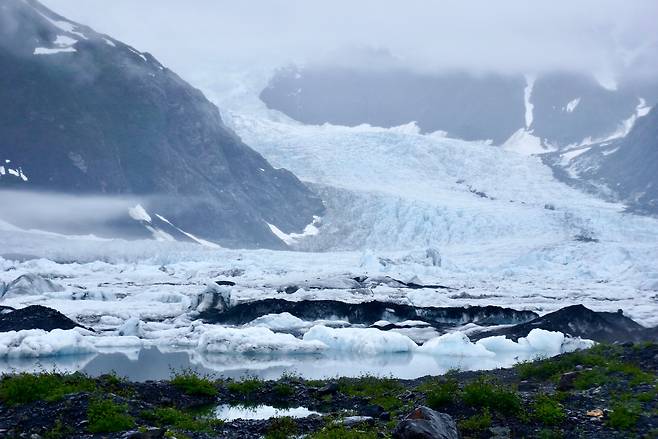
{"left": 1, "top": 274, "right": 64, "bottom": 299}
{"left": 557, "top": 371, "right": 580, "bottom": 391}
{"left": 517, "top": 380, "right": 537, "bottom": 392}
{"left": 317, "top": 382, "right": 339, "bottom": 395}
{"left": 474, "top": 304, "right": 656, "bottom": 343}
{"left": 122, "top": 428, "right": 165, "bottom": 439}
{"left": 342, "top": 416, "right": 374, "bottom": 427}
{"left": 0, "top": 305, "right": 87, "bottom": 332}
{"left": 380, "top": 411, "right": 391, "bottom": 421}
{"left": 362, "top": 404, "right": 385, "bottom": 418}
{"left": 393, "top": 406, "right": 459, "bottom": 439}
{"left": 586, "top": 409, "right": 604, "bottom": 418}
{"left": 489, "top": 426, "right": 511, "bottom": 439}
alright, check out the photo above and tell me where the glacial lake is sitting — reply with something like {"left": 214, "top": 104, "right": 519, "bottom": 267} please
{"left": 0, "top": 346, "right": 534, "bottom": 381}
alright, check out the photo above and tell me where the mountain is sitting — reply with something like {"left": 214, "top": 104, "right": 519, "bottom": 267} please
{"left": 555, "top": 106, "right": 658, "bottom": 215}
{"left": 0, "top": 0, "right": 324, "bottom": 248}
{"left": 260, "top": 63, "right": 654, "bottom": 149}
{"left": 261, "top": 65, "right": 526, "bottom": 144}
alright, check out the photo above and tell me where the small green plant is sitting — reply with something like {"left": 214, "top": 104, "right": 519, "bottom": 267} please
{"left": 458, "top": 408, "right": 492, "bottom": 432}
{"left": 274, "top": 382, "right": 294, "bottom": 398}
{"left": 572, "top": 368, "right": 612, "bottom": 390}
{"left": 227, "top": 377, "right": 264, "bottom": 396}
{"left": 309, "top": 424, "right": 379, "bottom": 439}
{"left": 338, "top": 376, "right": 404, "bottom": 410}
{"left": 536, "top": 429, "right": 564, "bottom": 439}
{"left": 87, "top": 398, "right": 135, "bottom": 433}
{"left": 462, "top": 378, "right": 521, "bottom": 416}
{"left": 0, "top": 372, "right": 96, "bottom": 406}
{"left": 532, "top": 394, "right": 566, "bottom": 426}
{"left": 607, "top": 400, "right": 641, "bottom": 430}
{"left": 143, "top": 407, "right": 223, "bottom": 432}
{"left": 170, "top": 370, "right": 217, "bottom": 397}
{"left": 265, "top": 416, "right": 298, "bottom": 439}
{"left": 422, "top": 378, "right": 458, "bottom": 409}
{"left": 44, "top": 418, "right": 74, "bottom": 439}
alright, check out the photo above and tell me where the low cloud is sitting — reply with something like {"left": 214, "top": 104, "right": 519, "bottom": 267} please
{"left": 40, "top": 0, "right": 658, "bottom": 83}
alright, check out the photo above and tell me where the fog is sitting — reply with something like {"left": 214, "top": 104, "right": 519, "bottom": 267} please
{"left": 40, "top": 0, "right": 658, "bottom": 84}
{"left": 0, "top": 190, "right": 140, "bottom": 236}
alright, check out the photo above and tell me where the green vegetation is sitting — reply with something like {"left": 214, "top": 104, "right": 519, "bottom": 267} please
{"left": 170, "top": 370, "right": 218, "bottom": 397}
{"left": 338, "top": 376, "right": 405, "bottom": 411}
{"left": 0, "top": 372, "right": 96, "bottom": 406}
{"left": 87, "top": 398, "right": 135, "bottom": 433}
{"left": 458, "top": 408, "right": 492, "bottom": 433}
{"left": 607, "top": 400, "right": 642, "bottom": 430}
{"left": 309, "top": 424, "right": 379, "bottom": 439}
{"left": 227, "top": 377, "right": 264, "bottom": 396}
{"left": 264, "top": 416, "right": 298, "bottom": 439}
{"left": 274, "top": 382, "right": 294, "bottom": 398}
{"left": 462, "top": 378, "right": 522, "bottom": 416}
{"left": 143, "top": 407, "right": 223, "bottom": 433}
{"left": 419, "top": 378, "right": 458, "bottom": 409}
{"left": 43, "top": 419, "right": 74, "bottom": 439}
{"left": 531, "top": 394, "right": 566, "bottom": 426}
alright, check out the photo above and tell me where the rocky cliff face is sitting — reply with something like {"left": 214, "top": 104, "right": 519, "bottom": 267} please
{"left": 0, "top": 0, "right": 324, "bottom": 248}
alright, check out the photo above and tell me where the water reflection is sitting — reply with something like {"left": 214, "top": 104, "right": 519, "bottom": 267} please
{"left": 0, "top": 347, "right": 536, "bottom": 381}
{"left": 214, "top": 404, "right": 319, "bottom": 421}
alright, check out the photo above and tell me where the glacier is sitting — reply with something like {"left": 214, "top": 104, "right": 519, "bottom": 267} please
{"left": 0, "top": 68, "right": 657, "bottom": 378}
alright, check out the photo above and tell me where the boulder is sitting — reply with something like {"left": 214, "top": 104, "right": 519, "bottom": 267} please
{"left": 393, "top": 406, "right": 459, "bottom": 439}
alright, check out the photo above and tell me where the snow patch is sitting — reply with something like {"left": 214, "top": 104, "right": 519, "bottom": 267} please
{"left": 524, "top": 74, "right": 536, "bottom": 128}
{"left": 128, "top": 204, "right": 151, "bottom": 222}
{"left": 268, "top": 216, "right": 321, "bottom": 246}
{"left": 565, "top": 98, "right": 581, "bottom": 113}
{"left": 502, "top": 128, "right": 547, "bottom": 155}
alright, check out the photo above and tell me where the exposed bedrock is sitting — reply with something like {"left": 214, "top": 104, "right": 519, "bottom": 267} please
{"left": 472, "top": 304, "right": 657, "bottom": 343}
{"left": 198, "top": 298, "right": 538, "bottom": 328}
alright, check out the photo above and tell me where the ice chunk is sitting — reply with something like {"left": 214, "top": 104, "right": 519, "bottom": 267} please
{"left": 198, "top": 326, "right": 326, "bottom": 354}
{"left": 420, "top": 331, "right": 495, "bottom": 357}
{"left": 189, "top": 282, "right": 232, "bottom": 313}
{"left": 1, "top": 273, "right": 64, "bottom": 298}
{"left": 0, "top": 329, "right": 96, "bottom": 358}
{"left": 303, "top": 325, "right": 417, "bottom": 355}
{"left": 246, "top": 312, "right": 309, "bottom": 330}
{"left": 117, "top": 317, "right": 143, "bottom": 337}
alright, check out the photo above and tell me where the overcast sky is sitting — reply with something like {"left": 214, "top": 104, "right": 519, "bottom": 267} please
{"left": 41, "top": 0, "right": 658, "bottom": 83}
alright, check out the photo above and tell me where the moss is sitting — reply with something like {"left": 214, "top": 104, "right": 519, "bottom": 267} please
{"left": 531, "top": 394, "right": 566, "bottom": 426}
{"left": 87, "top": 398, "right": 135, "bottom": 433}
{"left": 170, "top": 370, "right": 218, "bottom": 397}
{"left": 0, "top": 372, "right": 96, "bottom": 406}
{"left": 264, "top": 416, "right": 298, "bottom": 439}
{"left": 462, "top": 378, "right": 521, "bottom": 416}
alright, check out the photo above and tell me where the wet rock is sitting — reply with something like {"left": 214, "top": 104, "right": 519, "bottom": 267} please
{"left": 0, "top": 305, "right": 87, "bottom": 332}
{"left": 1, "top": 274, "right": 64, "bottom": 299}
{"left": 393, "top": 406, "right": 459, "bottom": 439}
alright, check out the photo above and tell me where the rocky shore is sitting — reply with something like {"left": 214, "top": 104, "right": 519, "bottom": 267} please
{"left": 0, "top": 343, "right": 656, "bottom": 438}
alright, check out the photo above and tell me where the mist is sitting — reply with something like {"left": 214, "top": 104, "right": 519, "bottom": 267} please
{"left": 40, "top": 0, "right": 658, "bottom": 84}
{"left": 0, "top": 190, "right": 140, "bottom": 236}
